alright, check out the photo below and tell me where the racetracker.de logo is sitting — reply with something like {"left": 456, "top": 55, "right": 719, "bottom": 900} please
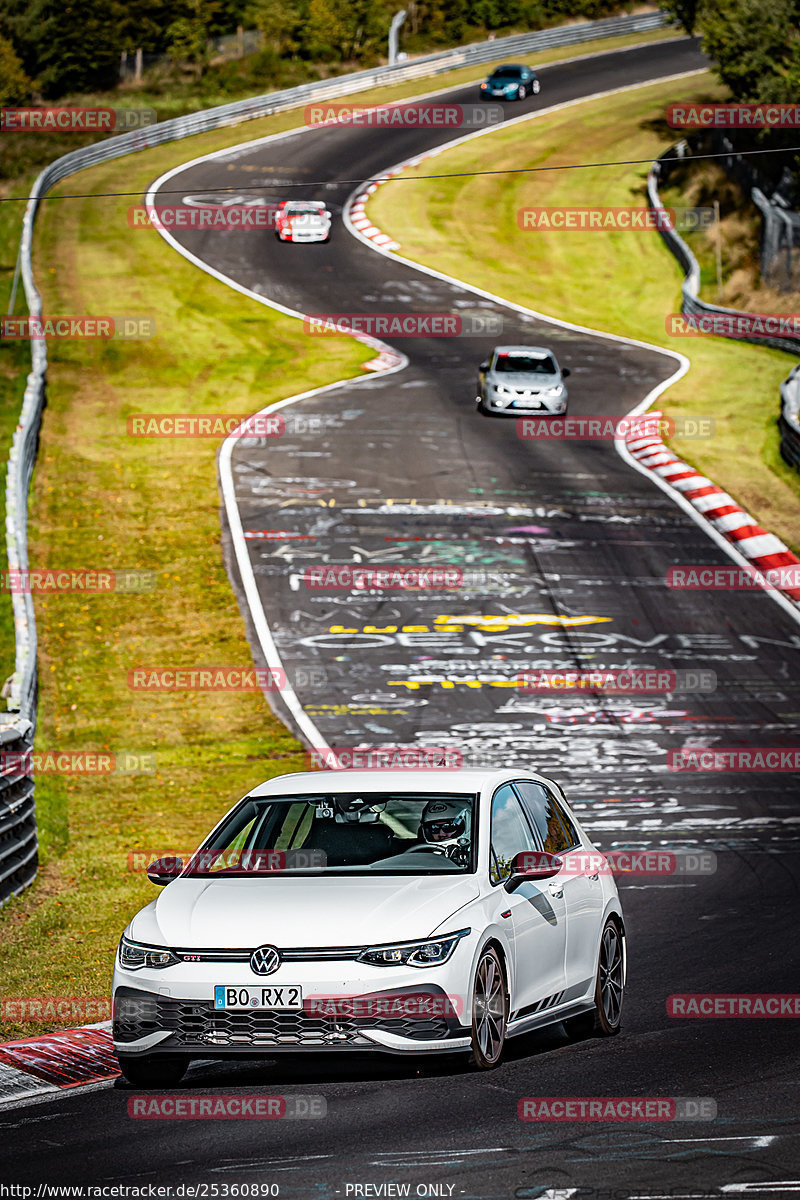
{"left": 128, "top": 667, "right": 287, "bottom": 691}
{"left": 667, "top": 313, "right": 800, "bottom": 338}
{"left": 668, "top": 748, "right": 800, "bottom": 772}
{"left": 128, "top": 1095, "right": 326, "bottom": 1119}
{"left": 0, "top": 751, "right": 156, "bottom": 777}
{"left": 127, "top": 414, "right": 284, "bottom": 438}
{"left": 517, "top": 668, "right": 716, "bottom": 694}
{"left": 0, "top": 106, "right": 156, "bottom": 131}
{"left": 516, "top": 849, "right": 717, "bottom": 878}
{"left": 128, "top": 203, "right": 281, "bottom": 230}
{"left": 306, "top": 747, "right": 463, "bottom": 769}
{"left": 518, "top": 206, "right": 715, "bottom": 232}
{"left": 668, "top": 994, "right": 800, "bottom": 1017}
{"left": 666, "top": 103, "right": 800, "bottom": 128}
{"left": 518, "top": 1097, "right": 716, "bottom": 1121}
{"left": 303, "top": 993, "right": 462, "bottom": 1017}
{"left": 517, "top": 415, "right": 714, "bottom": 440}
{"left": 1, "top": 997, "right": 111, "bottom": 1021}
{"left": 302, "top": 566, "right": 463, "bottom": 591}
{"left": 667, "top": 565, "right": 800, "bottom": 591}
{"left": 304, "top": 313, "right": 503, "bottom": 337}
{"left": 0, "top": 568, "right": 155, "bottom": 593}
{"left": 304, "top": 103, "right": 502, "bottom": 129}
{"left": 127, "top": 848, "right": 326, "bottom": 874}
{"left": 1, "top": 316, "right": 155, "bottom": 340}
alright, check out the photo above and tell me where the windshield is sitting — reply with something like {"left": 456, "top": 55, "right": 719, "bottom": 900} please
{"left": 183, "top": 792, "right": 477, "bottom": 876}
{"left": 494, "top": 353, "right": 557, "bottom": 374}
{"left": 286, "top": 204, "right": 322, "bottom": 217}
{"left": 492, "top": 67, "right": 524, "bottom": 79}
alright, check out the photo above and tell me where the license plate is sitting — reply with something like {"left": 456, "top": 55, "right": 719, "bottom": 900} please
{"left": 214, "top": 985, "right": 303, "bottom": 1010}
{"left": 511, "top": 400, "right": 542, "bottom": 409}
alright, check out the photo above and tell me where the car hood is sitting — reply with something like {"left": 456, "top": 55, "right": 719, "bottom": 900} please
{"left": 288, "top": 214, "right": 327, "bottom": 226}
{"left": 490, "top": 372, "right": 561, "bottom": 388}
{"left": 129, "top": 874, "right": 481, "bottom": 949}
{"left": 487, "top": 77, "right": 520, "bottom": 87}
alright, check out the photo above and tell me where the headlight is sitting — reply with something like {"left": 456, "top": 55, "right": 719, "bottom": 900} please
{"left": 545, "top": 385, "right": 564, "bottom": 397}
{"left": 358, "top": 929, "right": 470, "bottom": 968}
{"left": 494, "top": 384, "right": 513, "bottom": 395}
{"left": 119, "top": 936, "right": 179, "bottom": 971}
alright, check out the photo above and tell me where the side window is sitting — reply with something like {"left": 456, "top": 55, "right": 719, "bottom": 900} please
{"left": 489, "top": 783, "right": 537, "bottom": 884}
{"left": 513, "top": 781, "right": 579, "bottom": 854}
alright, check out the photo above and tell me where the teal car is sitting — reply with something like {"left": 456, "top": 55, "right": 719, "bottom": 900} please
{"left": 480, "top": 63, "right": 541, "bottom": 101}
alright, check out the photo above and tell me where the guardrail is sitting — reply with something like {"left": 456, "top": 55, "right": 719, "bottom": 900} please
{"left": 2, "top": 9, "right": 669, "bottom": 904}
{"left": 0, "top": 720, "right": 35, "bottom": 905}
{"left": 648, "top": 145, "right": 800, "bottom": 476}
{"left": 649, "top": 146, "right": 800, "bottom": 355}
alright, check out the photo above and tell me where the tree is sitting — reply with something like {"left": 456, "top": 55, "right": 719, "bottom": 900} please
{"left": 167, "top": 0, "right": 212, "bottom": 76}
{"left": 0, "top": 32, "right": 30, "bottom": 103}
{"left": 4, "top": 0, "right": 123, "bottom": 97}
{"left": 658, "top": 0, "right": 701, "bottom": 35}
{"left": 696, "top": 0, "right": 800, "bottom": 104}
{"left": 245, "top": 0, "right": 301, "bottom": 56}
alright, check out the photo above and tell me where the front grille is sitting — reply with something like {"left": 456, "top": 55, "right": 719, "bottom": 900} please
{"left": 114, "top": 991, "right": 451, "bottom": 1048}
{"left": 173, "top": 946, "right": 363, "bottom": 964}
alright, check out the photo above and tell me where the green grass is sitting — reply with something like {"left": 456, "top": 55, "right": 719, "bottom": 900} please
{"left": 368, "top": 73, "right": 800, "bottom": 555}
{"left": 0, "top": 112, "right": 369, "bottom": 1041}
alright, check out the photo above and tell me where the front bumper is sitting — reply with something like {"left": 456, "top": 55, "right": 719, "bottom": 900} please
{"left": 113, "top": 958, "right": 473, "bottom": 1057}
{"left": 280, "top": 229, "right": 329, "bottom": 242}
{"left": 482, "top": 391, "right": 567, "bottom": 414}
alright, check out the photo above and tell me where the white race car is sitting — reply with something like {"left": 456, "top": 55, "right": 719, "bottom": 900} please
{"left": 113, "top": 768, "right": 625, "bottom": 1084}
{"left": 275, "top": 200, "right": 331, "bottom": 243}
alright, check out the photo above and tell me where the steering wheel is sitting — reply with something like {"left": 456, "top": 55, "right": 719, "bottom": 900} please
{"left": 396, "top": 843, "right": 447, "bottom": 855}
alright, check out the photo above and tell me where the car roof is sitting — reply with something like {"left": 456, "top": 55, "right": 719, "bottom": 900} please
{"left": 492, "top": 345, "right": 554, "bottom": 356}
{"left": 491, "top": 63, "right": 528, "bottom": 70}
{"left": 247, "top": 767, "right": 551, "bottom": 797}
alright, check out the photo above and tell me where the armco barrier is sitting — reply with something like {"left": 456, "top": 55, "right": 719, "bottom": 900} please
{"left": 648, "top": 146, "right": 800, "bottom": 475}
{"left": 2, "top": 10, "right": 668, "bottom": 904}
{"left": 648, "top": 147, "right": 800, "bottom": 355}
{"left": 0, "top": 720, "right": 35, "bottom": 905}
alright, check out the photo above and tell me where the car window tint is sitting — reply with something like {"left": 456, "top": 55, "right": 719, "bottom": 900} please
{"left": 490, "top": 783, "right": 537, "bottom": 883}
{"left": 513, "top": 781, "right": 577, "bottom": 852}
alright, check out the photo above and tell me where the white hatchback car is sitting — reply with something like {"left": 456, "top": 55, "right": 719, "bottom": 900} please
{"left": 113, "top": 769, "right": 625, "bottom": 1085}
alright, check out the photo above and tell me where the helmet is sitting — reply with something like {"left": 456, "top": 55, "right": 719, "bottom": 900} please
{"left": 419, "top": 799, "right": 469, "bottom": 846}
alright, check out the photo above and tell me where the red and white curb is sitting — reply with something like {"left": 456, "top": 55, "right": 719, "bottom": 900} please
{"left": 0, "top": 1024, "right": 118, "bottom": 1104}
{"left": 349, "top": 175, "right": 402, "bottom": 251}
{"left": 625, "top": 412, "right": 800, "bottom": 603}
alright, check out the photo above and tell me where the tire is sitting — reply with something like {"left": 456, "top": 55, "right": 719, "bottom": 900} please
{"left": 517, "top": 84, "right": 527, "bottom": 100}
{"left": 533, "top": 80, "right": 541, "bottom": 94}
{"left": 117, "top": 1054, "right": 188, "bottom": 1087}
{"left": 469, "top": 946, "right": 508, "bottom": 1069}
{"left": 564, "top": 918, "right": 624, "bottom": 1040}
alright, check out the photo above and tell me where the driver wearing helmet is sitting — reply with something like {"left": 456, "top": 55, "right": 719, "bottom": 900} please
{"left": 418, "top": 800, "right": 471, "bottom": 866}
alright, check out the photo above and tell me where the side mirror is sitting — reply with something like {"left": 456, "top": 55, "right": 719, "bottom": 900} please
{"left": 479, "top": 360, "right": 490, "bottom": 371}
{"left": 146, "top": 856, "right": 183, "bottom": 886}
{"left": 561, "top": 367, "right": 571, "bottom": 378}
{"left": 504, "top": 850, "right": 562, "bottom": 892}
{"left": 324, "top": 211, "right": 331, "bottom": 220}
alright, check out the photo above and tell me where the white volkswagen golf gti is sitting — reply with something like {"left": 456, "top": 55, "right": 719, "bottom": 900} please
{"left": 113, "top": 768, "right": 625, "bottom": 1084}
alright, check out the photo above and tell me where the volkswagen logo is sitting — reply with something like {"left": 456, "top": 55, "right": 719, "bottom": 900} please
{"left": 250, "top": 945, "right": 280, "bottom": 975}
